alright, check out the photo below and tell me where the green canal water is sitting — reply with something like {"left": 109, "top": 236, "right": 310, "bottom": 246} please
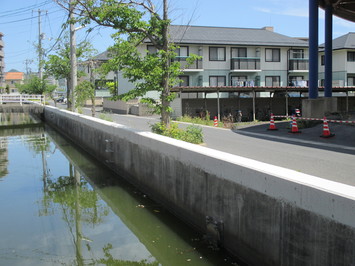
{"left": 0, "top": 114, "right": 239, "bottom": 266}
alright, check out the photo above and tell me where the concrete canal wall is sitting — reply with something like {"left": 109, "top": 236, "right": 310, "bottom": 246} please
{"left": 43, "top": 106, "right": 355, "bottom": 266}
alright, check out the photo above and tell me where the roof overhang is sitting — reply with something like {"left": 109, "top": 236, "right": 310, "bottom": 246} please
{"left": 319, "top": 0, "right": 355, "bottom": 23}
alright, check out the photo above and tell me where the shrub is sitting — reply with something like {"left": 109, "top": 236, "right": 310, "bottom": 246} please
{"left": 151, "top": 122, "right": 203, "bottom": 144}
{"left": 182, "top": 125, "right": 203, "bottom": 144}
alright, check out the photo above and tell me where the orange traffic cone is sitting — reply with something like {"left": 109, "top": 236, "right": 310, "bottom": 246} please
{"left": 214, "top": 116, "right": 218, "bottom": 127}
{"left": 320, "top": 117, "right": 335, "bottom": 138}
{"left": 267, "top": 113, "right": 278, "bottom": 131}
{"left": 289, "top": 115, "right": 301, "bottom": 133}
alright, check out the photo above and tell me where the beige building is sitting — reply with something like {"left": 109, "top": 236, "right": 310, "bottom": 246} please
{"left": 4, "top": 71, "right": 24, "bottom": 94}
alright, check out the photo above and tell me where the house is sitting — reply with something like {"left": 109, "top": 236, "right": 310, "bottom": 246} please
{"left": 4, "top": 71, "right": 24, "bottom": 94}
{"left": 0, "top": 32, "right": 4, "bottom": 89}
{"left": 319, "top": 32, "right": 355, "bottom": 87}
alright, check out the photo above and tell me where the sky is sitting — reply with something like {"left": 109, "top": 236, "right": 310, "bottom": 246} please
{"left": 1, "top": 0, "right": 355, "bottom": 73}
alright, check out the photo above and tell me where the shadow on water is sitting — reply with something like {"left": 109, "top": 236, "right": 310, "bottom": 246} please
{"left": 232, "top": 121, "right": 355, "bottom": 156}
{"left": 42, "top": 125, "right": 243, "bottom": 266}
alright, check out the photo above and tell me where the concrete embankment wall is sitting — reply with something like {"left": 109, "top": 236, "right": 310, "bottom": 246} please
{"left": 43, "top": 106, "right": 355, "bottom": 266}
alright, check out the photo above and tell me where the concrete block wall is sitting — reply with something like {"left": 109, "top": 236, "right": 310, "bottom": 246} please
{"left": 44, "top": 106, "right": 355, "bottom": 266}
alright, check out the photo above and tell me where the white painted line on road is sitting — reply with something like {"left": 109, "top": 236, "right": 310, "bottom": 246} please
{"left": 237, "top": 131, "right": 355, "bottom": 151}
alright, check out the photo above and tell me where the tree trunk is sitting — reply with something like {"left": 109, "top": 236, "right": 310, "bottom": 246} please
{"left": 161, "top": 0, "right": 170, "bottom": 128}
{"left": 89, "top": 60, "right": 96, "bottom": 117}
{"left": 91, "top": 97, "right": 96, "bottom": 117}
{"left": 66, "top": 78, "right": 72, "bottom": 110}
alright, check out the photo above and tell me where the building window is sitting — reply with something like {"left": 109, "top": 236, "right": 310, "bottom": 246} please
{"left": 147, "top": 45, "right": 157, "bottom": 54}
{"left": 178, "top": 76, "right": 189, "bottom": 87}
{"left": 176, "top": 46, "right": 189, "bottom": 57}
{"left": 209, "top": 76, "right": 226, "bottom": 86}
{"left": 289, "top": 76, "right": 306, "bottom": 86}
{"left": 231, "top": 76, "right": 247, "bottom": 86}
{"left": 347, "top": 76, "right": 355, "bottom": 86}
{"left": 209, "top": 47, "right": 226, "bottom": 61}
{"left": 265, "top": 76, "right": 280, "bottom": 87}
{"left": 321, "top": 55, "right": 325, "bottom": 65}
{"left": 347, "top": 51, "right": 355, "bottom": 62}
{"left": 231, "top": 47, "right": 247, "bottom": 58}
{"left": 290, "top": 49, "right": 304, "bottom": 59}
{"left": 265, "top": 48, "right": 280, "bottom": 62}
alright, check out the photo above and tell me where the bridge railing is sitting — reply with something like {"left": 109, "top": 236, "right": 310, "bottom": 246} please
{"left": 0, "top": 94, "right": 45, "bottom": 105}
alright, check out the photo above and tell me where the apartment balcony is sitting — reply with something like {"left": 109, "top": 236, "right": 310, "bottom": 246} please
{"left": 230, "top": 58, "right": 261, "bottom": 72}
{"left": 173, "top": 56, "right": 203, "bottom": 72}
{"left": 288, "top": 59, "right": 309, "bottom": 72}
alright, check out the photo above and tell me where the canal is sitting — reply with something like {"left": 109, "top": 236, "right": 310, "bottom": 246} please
{"left": 0, "top": 113, "right": 240, "bottom": 266}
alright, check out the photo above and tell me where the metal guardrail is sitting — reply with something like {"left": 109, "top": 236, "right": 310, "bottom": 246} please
{"left": 0, "top": 94, "right": 45, "bottom": 105}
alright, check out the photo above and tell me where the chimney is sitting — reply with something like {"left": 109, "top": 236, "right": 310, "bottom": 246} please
{"left": 262, "top": 26, "right": 274, "bottom": 32}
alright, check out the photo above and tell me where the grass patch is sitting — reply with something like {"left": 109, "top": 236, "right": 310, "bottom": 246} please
{"left": 99, "top": 112, "right": 113, "bottom": 122}
{"left": 176, "top": 115, "right": 217, "bottom": 126}
{"left": 151, "top": 122, "right": 203, "bottom": 144}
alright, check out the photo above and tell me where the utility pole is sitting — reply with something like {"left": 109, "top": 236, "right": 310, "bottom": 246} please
{"left": 69, "top": 0, "right": 77, "bottom": 112}
{"left": 35, "top": 9, "right": 45, "bottom": 80}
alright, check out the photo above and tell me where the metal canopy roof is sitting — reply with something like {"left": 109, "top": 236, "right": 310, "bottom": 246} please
{"left": 171, "top": 86, "right": 355, "bottom": 93}
{"left": 319, "top": 0, "right": 355, "bottom": 23}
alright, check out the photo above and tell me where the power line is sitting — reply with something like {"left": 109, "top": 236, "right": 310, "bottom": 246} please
{"left": 0, "top": 0, "right": 52, "bottom": 16}
{"left": 0, "top": 10, "right": 62, "bottom": 25}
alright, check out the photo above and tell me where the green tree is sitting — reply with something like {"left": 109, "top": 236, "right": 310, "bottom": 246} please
{"left": 44, "top": 35, "right": 96, "bottom": 110}
{"left": 58, "top": 0, "right": 199, "bottom": 128}
{"left": 75, "top": 80, "right": 96, "bottom": 116}
{"left": 16, "top": 75, "right": 56, "bottom": 96}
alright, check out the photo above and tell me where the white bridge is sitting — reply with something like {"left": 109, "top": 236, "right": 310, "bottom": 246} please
{"left": 0, "top": 94, "right": 45, "bottom": 105}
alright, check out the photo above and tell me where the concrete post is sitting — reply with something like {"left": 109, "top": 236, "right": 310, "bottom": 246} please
{"left": 217, "top": 90, "right": 220, "bottom": 121}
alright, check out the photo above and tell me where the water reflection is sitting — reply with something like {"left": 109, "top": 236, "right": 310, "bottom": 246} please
{"left": 0, "top": 115, "right": 238, "bottom": 266}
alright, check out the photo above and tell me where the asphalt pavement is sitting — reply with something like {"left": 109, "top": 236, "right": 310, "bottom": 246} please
{"left": 57, "top": 103, "right": 355, "bottom": 187}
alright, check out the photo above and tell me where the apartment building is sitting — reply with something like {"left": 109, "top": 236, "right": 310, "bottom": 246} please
{"left": 319, "top": 32, "right": 355, "bottom": 87}
{"left": 165, "top": 25, "right": 309, "bottom": 90}
{"left": 100, "top": 25, "right": 310, "bottom": 117}
{"left": 104, "top": 25, "right": 309, "bottom": 98}
{"left": 0, "top": 32, "right": 4, "bottom": 89}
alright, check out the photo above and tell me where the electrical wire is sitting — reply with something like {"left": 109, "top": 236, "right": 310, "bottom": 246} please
{"left": 0, "top": 0, "right": 52, "bottom": 16}
{"left": 0, "top": 9, "right": 62, "bottom": 25}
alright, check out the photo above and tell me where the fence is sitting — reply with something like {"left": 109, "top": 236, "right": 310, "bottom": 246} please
{"left": 273, "top": 114, "right": 355, "bottom": 124}
{"left": 0, "top": 94, "right": 45, "bottom": 105}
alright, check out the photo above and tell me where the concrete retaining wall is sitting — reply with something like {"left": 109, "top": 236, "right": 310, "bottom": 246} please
{"left": 43, "top": 106, "right": 355, "bottom": 266}
{"left": 103, "top": 99, "right": 155, "bottom": 116}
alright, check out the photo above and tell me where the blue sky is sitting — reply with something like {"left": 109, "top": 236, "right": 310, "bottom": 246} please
{"left": 1, "top": 0, "right": 354, "bottom": 73}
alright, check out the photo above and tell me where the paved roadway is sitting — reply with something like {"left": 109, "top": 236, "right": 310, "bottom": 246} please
{"left": 74, "top": 105, "right": 355, "bottom": 187}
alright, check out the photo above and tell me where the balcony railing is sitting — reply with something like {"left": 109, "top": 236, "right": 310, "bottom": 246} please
{"left": 231, "top": 58, "right": 260, "bottom": 71}
{"left": 288, "top": 59, "right": 309, "bottom": 71}
{"left": 173, "top": 56, "right": 203, "bottom": 70}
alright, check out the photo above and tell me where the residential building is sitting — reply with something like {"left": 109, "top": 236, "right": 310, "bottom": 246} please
{"left": 99, "top": 25, "right": 310, "bottom": 118}
{"left": 0, "top": 32, "right": 4, "bottom": 89}
{"left": 4, "top": 71, "right": 24, "bottom": 94}
{"left": 108, "top": 25, "right": 309, "bottom": 98}
{"left": 79, "top": 51, "right": 116, "bottom": 98}
{"left": 319, "top": 32, "right": 355, "bottom": 87}
{"left": 166, "top": 25, "right": 309, "bottom": 90}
